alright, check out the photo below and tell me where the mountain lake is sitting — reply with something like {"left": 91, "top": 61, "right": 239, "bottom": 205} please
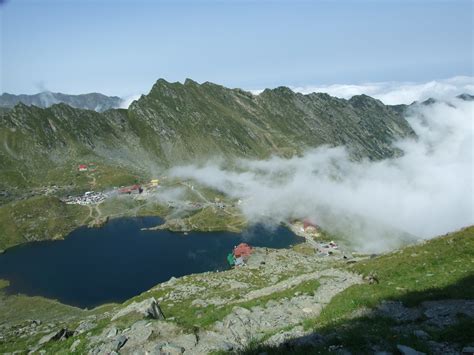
{"left": 0, "top": 217, "right": 303, "bottom": 309}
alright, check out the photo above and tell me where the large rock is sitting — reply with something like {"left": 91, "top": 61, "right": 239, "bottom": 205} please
{"left": 112, "top": 335, "right": 128, "bottom": 351}
{"left": 38, "top": 328, "right": 73, "bottom": 345}
{"left": 121, "top": 321, "right": 154, "bottom": 349}
{"left": 396, "top": 344, "right": 426, "bottom": 355}
{"left": 74, "top": 320, "right": 96, "bottom": 335}
{"left": 413, "top": 330, "right": 429, "bottom": 339}
{"left": 70, "top": 339, "right": 81, "bottom": 352}
{"left": 157, "top": 342, "right": 185, "bottom": 355}
{"left": 112, "top": 297, "right": 165, "bottom": 321}
{"left": 91, "top": 335, "right": 128, "bottom": 355}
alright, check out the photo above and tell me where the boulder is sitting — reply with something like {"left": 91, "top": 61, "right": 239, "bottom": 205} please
{"left": 38, "top": 328, "right": 73, "bottom": 345}
{"left": 121, "top": 321, "right": 154, "bottom": 349}
{"left": 158, "top": 342, "right": 185, "bottom": 355}
{"left": 90, "top": 335, "right": 127, "bottom": 354}
{"left": 112, "top": 297, "right": 165, "bottom": 321}
{"left": 30, "top": 320, "right": 42, "bottom": 327}
{"left": 38, "top": 332, "right": 57, "bottom": 345}
{"left": 413, "top": 330, "right": 429, "bottom": 339}
{"left": 396, "top": 344, "right": 426, "bottom": 355}
{"left": 106, "top": 326, "right": 118, "bottom": 338}
{"left": 70, "top": 339, "right": 81, "bottom": 352}
{"left": 112, "top": 335, "right": 127, "bottom": 351}
{"left": 74, "top": 321, "right": 96, "bottom": 335}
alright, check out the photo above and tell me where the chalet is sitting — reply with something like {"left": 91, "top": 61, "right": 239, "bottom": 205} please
{"left": 118, "top": 184, "right": 143, "bottom": 195}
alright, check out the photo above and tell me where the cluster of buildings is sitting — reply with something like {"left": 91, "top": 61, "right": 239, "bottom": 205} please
{"left": 60, "top": 177, "right": 167, "bottom": 207}
{"left": 62, "top": 191, "right": 108, "bottom": 205}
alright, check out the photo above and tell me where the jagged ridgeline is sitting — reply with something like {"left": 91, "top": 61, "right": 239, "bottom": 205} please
{"left": 0, "top": 92, "right": 122, "bottom": 112}
{"left": 0, "top": 79, "right": 415, "bottom": 190}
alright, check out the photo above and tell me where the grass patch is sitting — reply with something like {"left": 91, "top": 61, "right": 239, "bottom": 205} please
{"left": 240, "top": 279, "right": 320, "bottom": 310}
{"left": 292, "top": 243, "right": 316, "bottom": 256}
{"left": 0, "top": 195, "right": 89, "bottom": 250}
{"left": 0, "top": 290, "right": 85, "bottom": 326}
{"left": 304, "top": 226, "right": 474, "bottom": 330}
{"left": 177, "top": 206, "right": 247, "bottom": 233}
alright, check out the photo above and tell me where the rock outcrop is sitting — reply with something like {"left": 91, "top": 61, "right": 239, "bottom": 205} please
{"left": 111, "top": 297, "right": 165, "bottom": 321}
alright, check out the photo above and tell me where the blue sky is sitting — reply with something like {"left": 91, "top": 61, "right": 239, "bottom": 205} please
{"left": 1, "top": 0, "right": 472, "bottom": 96}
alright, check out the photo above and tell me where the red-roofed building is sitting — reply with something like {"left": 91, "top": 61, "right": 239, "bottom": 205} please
{"left": 118, "top": 184, "right": 143, "bottom": 194}
{"left": 233, "top": 243, "right": 252, "bottom": 258}
{"left": 78, "top": 164, "right": 88, "bottom": 171}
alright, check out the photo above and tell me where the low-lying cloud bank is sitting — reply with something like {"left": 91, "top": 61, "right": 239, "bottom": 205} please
{"left": 251, "top": 76, "right": 474, "bottom": 105}
{"left": 169, "top": 97, "right": 473, "bottom": 253}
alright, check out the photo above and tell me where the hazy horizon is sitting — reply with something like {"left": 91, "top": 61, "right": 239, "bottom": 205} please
{"left": 1, "top": 0, "right": 472, "bottom": 97}
{"left": 2, "top": 75, "right": 473, "bottom": 108}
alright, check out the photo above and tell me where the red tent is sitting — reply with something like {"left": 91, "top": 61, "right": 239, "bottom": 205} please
{"left": 233, "top": 243, "right": 252, "bottom": 258}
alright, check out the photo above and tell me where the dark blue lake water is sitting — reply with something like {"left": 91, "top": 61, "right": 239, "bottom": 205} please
{"left": 0, "top": 217, "right": 302, "bottom": 309}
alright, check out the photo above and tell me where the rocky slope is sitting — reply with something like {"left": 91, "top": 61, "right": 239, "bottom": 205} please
{"left": 0, "top": 92, "right": 122, "bottom": 112}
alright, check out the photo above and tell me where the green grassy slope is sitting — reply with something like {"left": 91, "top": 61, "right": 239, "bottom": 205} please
{"left": 243, "top": 226, "right": 474, "bottom": 354}
{"left": 0, "top": 79, "right": 416, "bottom": 250}
{"left": 0, "top": 79, "right": 415, "bottom": 194}
{"left": 314, "top": 226, "right": 474, "bottom": 326}
{"left": 0, "top": 196, "right": 89, "bottom": 250}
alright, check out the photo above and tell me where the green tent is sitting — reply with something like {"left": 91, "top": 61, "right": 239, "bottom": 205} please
{"left": 227, "top": 253, "right": 235, "bottom": 266}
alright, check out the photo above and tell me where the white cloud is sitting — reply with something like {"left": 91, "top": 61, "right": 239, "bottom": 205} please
{"left": 251, "top": 76, "right": 474, "bottom": 105}
{"left": 170, "top": 97, "right": 474, "bottom": 253}
{"left": 119, "top": 94, "right": 142, "bottom": 109}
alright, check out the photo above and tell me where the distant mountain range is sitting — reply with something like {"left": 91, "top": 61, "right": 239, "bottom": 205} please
{"left": 1, "top": 78, "right": 469, "bottom": 191}
{"left": 0, "top": 92, "right": 123, "bottom": 112}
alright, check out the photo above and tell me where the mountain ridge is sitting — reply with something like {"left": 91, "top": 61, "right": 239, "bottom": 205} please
{"left": 0, "top": 91, "right": 123, "bottom": 112}
{"left": 1, "top": 78, "right": 420, "bottom": 191}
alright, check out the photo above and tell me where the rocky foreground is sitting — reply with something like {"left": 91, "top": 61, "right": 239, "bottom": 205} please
{"left": 0, "top": 244, "right": 363, "bottom": 354}
{"left": 0, "top": 227, "right": 473, "bottom": 354}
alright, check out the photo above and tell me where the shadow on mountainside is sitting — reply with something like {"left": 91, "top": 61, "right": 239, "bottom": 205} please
{"left": 238, "top": 274, "right": 474, "bottom": 355}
